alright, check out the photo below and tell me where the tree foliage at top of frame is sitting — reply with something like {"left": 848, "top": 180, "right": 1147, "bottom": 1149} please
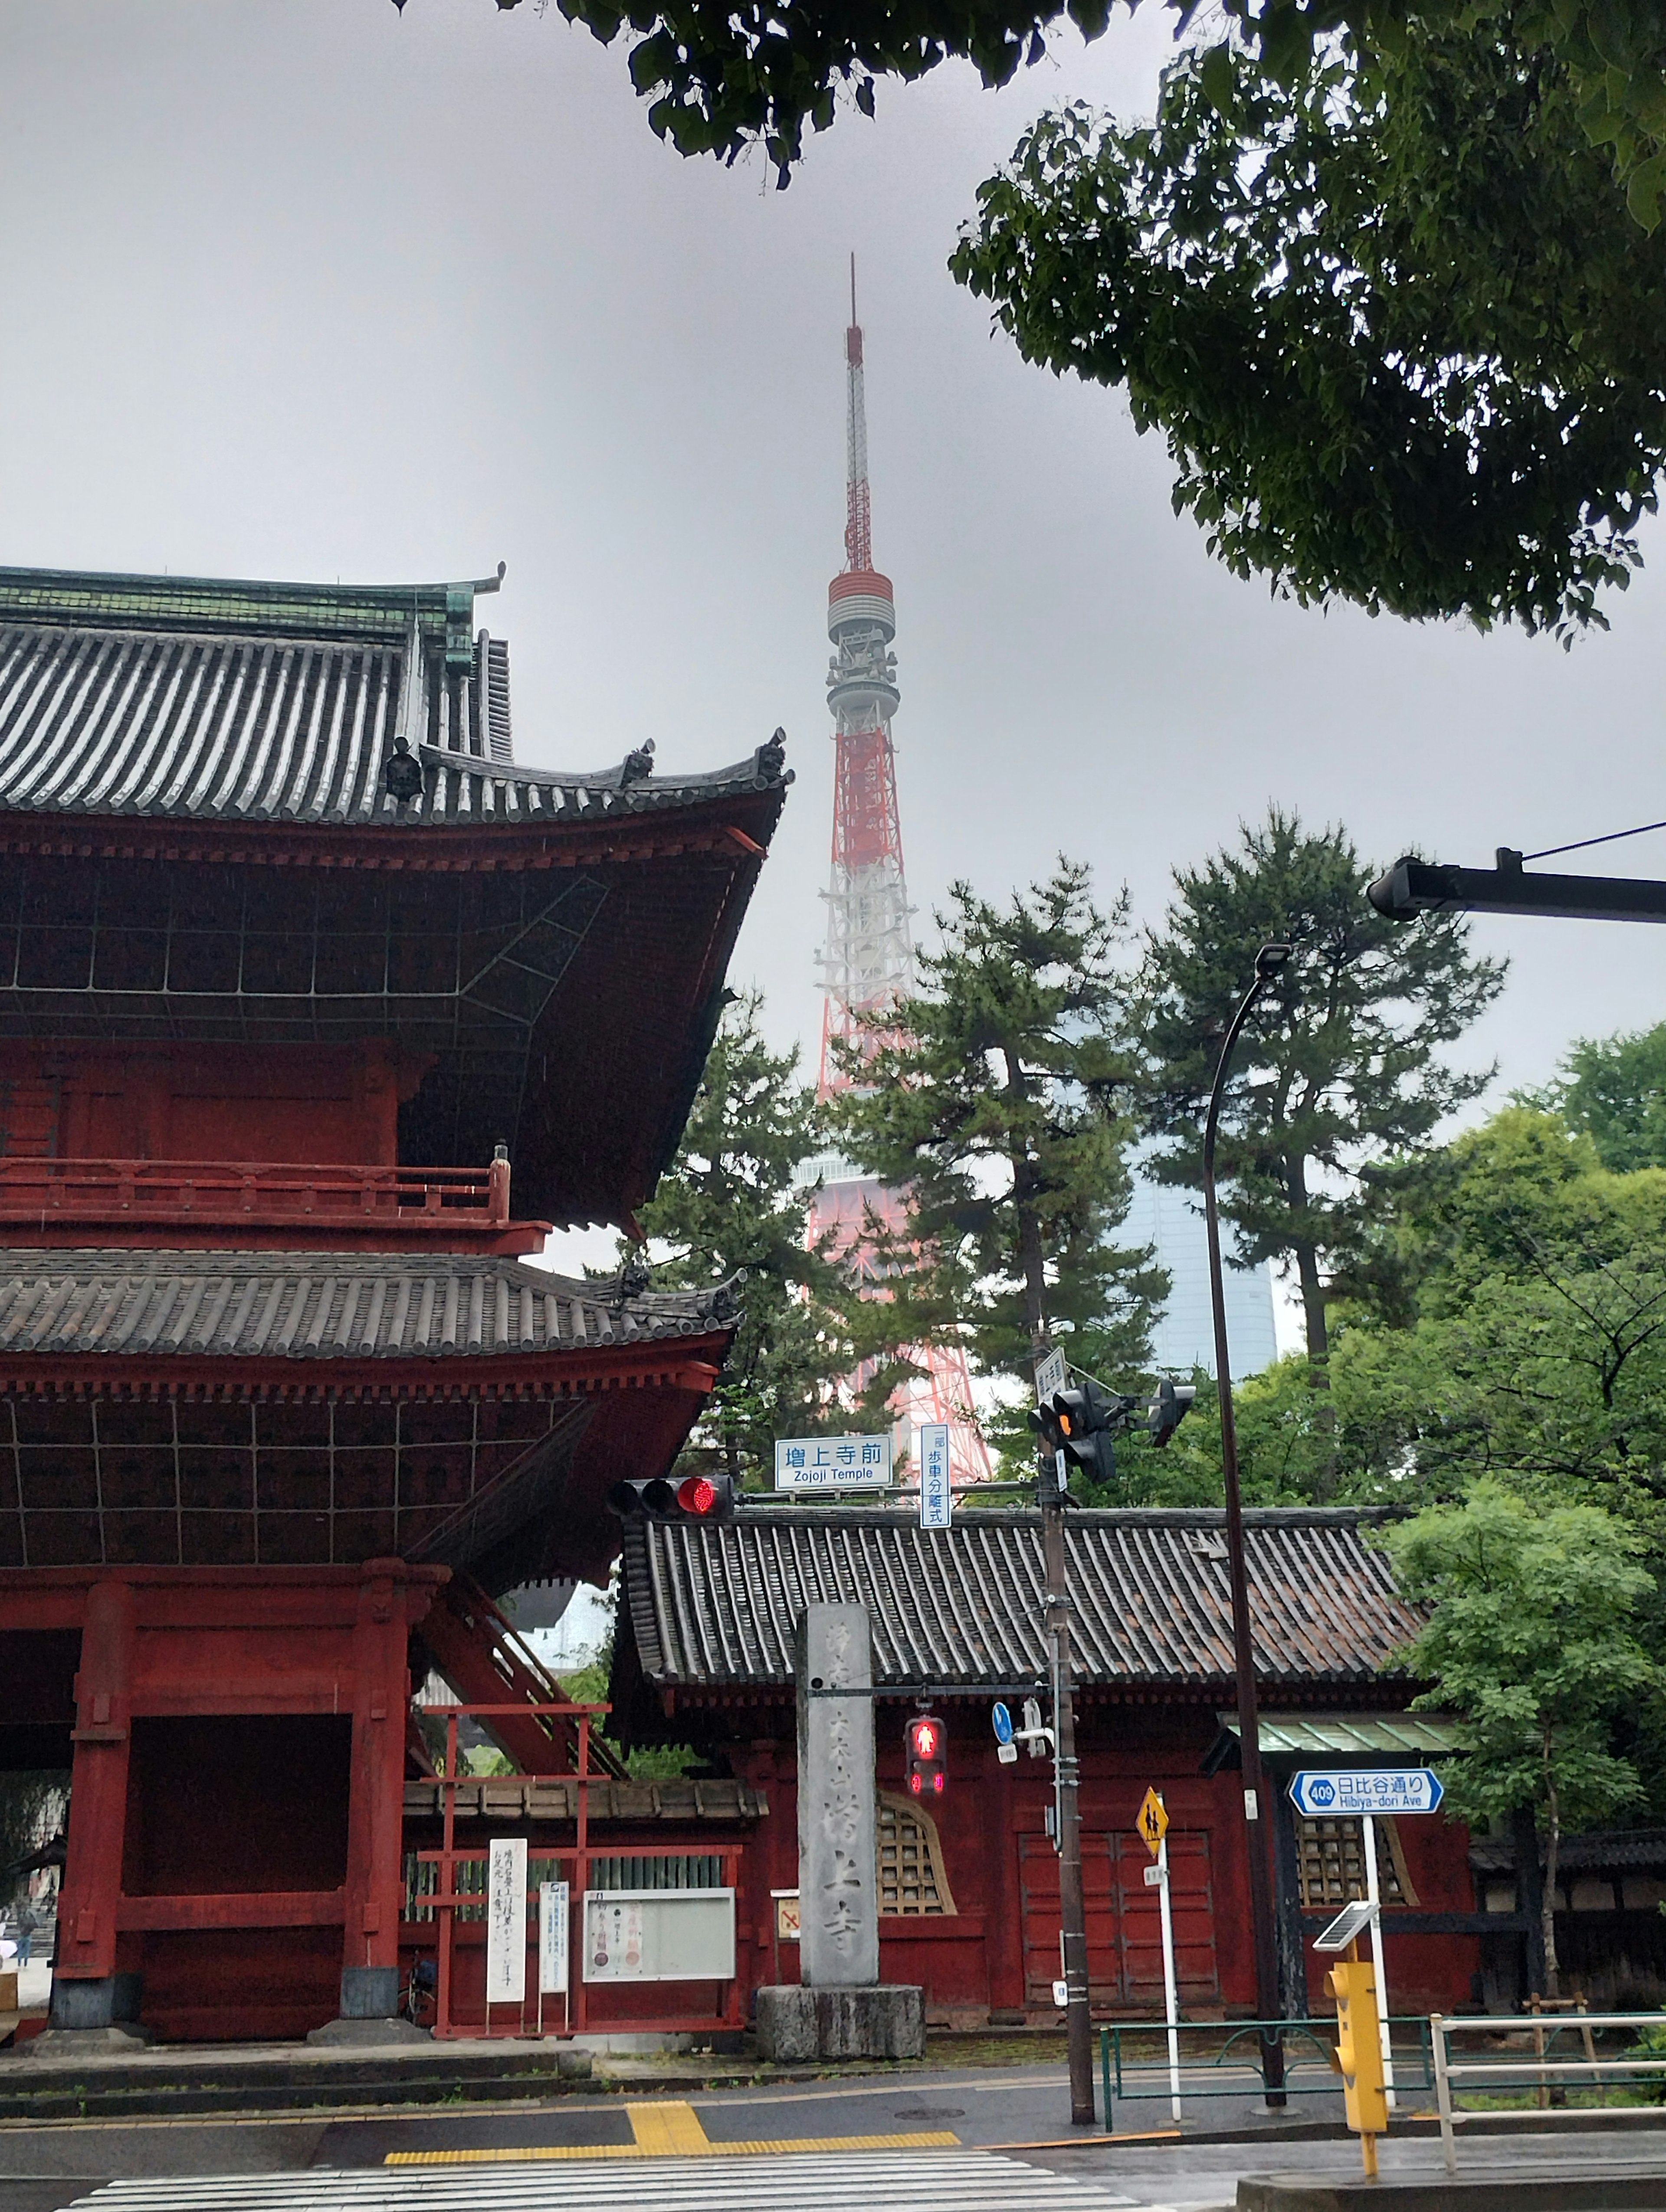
{"left": 492, "top": 0, "right": 1666, "bottom": 228}
{"left": 950, "top": 33, "right": 1666, "bottom": 634}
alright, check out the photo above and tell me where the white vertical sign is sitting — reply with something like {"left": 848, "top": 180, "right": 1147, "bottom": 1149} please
{"left": 918, "top": 1421, "right": 952, "bottom": 1529}
{"left": 539, "top": 1879, "right": 570, "bottom": 1996}
{"left": 486, "top": 1837, "right": 528, "bottom": 2006}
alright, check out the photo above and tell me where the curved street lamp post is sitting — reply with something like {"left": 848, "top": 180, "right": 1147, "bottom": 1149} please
{"left": 1202, "top": 941, "right": 1293, "bottom": 2105}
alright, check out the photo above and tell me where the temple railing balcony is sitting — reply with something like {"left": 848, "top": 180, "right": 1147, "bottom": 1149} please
{"left": 0, "top": 1150, "right": 551, "bottom": 1255}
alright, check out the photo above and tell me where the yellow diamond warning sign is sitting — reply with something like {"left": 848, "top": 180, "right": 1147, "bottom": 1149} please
{"left": 1137, "top": 1785, "right": 1169, "bottom": 1858}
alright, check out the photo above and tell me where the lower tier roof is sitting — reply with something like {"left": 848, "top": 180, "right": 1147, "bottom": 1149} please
{"left": 620, "top": 1507, "right": 1423, "bottom": 1696}
{"left": 0, "top": 1248, "right": 738, "bottom": 1361}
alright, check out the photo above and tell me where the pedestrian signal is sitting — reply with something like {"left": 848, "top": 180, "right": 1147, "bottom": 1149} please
{"left": 605, "top": 1474, "right": 736, "bottom": 1524}
{"left": 905, "top": 1713, "right": 947, "bottom": 1798}
{"left": 1146, "top": 1378, "right": 1197, "bottom": 1448}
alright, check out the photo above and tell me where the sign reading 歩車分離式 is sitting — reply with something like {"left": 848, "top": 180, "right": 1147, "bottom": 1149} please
{"left": 918, "top": 1421, "right": 952, "bottom": 1528}
{"left": 1289, "top": 1769, "right": 1444, "bottom": 1818}
{"left": 774, "top": 1435, "right": 893, "bottom": 1490}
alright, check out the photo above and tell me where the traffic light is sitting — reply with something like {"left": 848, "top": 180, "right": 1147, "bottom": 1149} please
{"left": 1326, "top": 1959, "right": 1389, "bottom": 2137}
{"left": 1146, "top": 1378, "right": 1197, "bottom": 1448}
{"left": 905, "top": 1713, "right": 947, "bottom": 1798}
{"left": 605, "top": 1473, "right": 736, "bottom": 1524}
{"left": 1028, "top": 1381, "right": 1133, "bottom": 1485}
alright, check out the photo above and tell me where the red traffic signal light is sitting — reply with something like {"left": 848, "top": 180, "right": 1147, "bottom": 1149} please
{"left": 606, "top": 1474, "right": 736, "bottom": 1524}
{"left": 905, "top": 1713, "right": 946, "bottom": 1797}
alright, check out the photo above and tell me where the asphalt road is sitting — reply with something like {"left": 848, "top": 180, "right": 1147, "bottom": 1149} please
{"left": 3, "top": 2062, "right": 1666, "bottom": 2212}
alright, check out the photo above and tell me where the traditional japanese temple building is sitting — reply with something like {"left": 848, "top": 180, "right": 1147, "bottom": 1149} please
{"left": 0, "top": 565, "right": 790, "bottom": 2041}
{"left": 609, "top": 1505, "right": 1495, "bottom": 2024}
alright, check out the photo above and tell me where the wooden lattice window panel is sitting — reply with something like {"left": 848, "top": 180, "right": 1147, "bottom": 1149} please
{"left": 1294, "top": 1814, "right": 1417, "bottom": 1910}
{"left": 877, "top": 1792, "right": 957, "bottom": 1916}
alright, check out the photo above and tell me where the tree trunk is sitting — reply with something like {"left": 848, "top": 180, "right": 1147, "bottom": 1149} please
{"left": 1293, "top": 1240, "right": 1329, "bottom": 1369}
{"left": 1542, "top": 1740, "right": 1561, "bottom": 1997}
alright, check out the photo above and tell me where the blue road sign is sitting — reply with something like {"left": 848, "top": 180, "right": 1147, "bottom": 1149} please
{"left": 992, "top": 1702, "right": 1014, "bottom": 1746}
{"left": 1289, "top": 1768, "right": 1444, "bottom": 1817}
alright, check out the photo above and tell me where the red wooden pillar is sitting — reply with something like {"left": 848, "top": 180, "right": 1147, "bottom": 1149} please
{"left": 336, "top": 1560, "right": 412, "bottom": 2022}
{"left": 52, "top": 1577, "right": 135, "bottom": 2027}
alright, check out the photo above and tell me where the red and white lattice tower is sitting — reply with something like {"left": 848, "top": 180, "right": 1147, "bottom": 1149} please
{"left": 808, "top": 266, "right": 992, "bottom": 1486}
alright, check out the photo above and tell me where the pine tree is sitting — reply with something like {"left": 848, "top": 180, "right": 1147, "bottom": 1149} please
{"left": 624, "top": 992, "right": 866, "bottom": 1482}
{"left": 832, "top": 863, "right": 1166, "bottom": 1428}
{"left": 1139, "top": 808, "right": 1506, "bottom": 1373}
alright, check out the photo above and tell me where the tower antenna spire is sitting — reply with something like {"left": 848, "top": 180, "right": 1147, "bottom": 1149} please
{"left": 811, "top": 276, "right": 992, "bottom": 1488}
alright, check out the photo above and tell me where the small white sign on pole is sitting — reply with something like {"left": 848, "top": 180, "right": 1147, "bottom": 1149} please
{"left": 918, "top": 1422, "right": 952, "bottom": 1529}
{"left": 1034, "top": 1346, "right": 1067, "bottom": 1402}
{"left": 774, "top": 1435, "right": 893, "bottom": 1489}
{"left": 486, "top": 1837, "right": 528, "bottom": 2006}
{"left": 538, "top": 1879, "right": 569, "bottom": 1996}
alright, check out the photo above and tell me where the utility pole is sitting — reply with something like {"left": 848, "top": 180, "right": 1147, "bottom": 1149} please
{"left": 1033, "top": 1341, "right": 1095, "bottom": 2127}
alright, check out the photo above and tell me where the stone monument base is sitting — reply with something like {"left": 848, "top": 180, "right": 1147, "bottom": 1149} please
{"left": 754, "top": 1984, "right": 925, "bottom": 2063}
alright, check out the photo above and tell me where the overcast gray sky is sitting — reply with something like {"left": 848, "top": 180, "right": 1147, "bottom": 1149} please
{"left": 4, "top": 0, "right": 1664, "bottom": 1154}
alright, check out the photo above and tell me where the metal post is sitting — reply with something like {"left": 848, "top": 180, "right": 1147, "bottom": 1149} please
{"left": 1040, "top": 1459, "right": 1095, "bottom": 2125}
{"left": 1362, "top": 1813, "right": 1396, "bottom": 2110}
{"left": 1431, "top": 2012, "right": 1457, "bottom": 2176}
{"left": 1202, "top": 942, "right": 1292, "bottom": 2104}
{"left": 1156, "top": 1803, "right": 1182, "bottom": 2121}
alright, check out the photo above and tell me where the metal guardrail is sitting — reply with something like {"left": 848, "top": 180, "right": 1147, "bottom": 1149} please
{"left": 1432, "top": 2010, "right": 1666, "bottom": 2176}
{"left": 1101, "top": 2016, "right": 1435, "bottom": 2124}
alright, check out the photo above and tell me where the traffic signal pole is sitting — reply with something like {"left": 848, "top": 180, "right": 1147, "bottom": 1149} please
{"left": 1038, "top": 1440, "right": 1096, "bottom": 2127}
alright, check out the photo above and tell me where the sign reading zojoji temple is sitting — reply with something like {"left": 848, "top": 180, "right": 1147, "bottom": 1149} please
{"left": 0, "top": 562, "right": 790, "bottom": 2044}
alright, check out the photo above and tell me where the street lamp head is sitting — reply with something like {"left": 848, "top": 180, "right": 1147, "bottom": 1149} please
{"left": 1254, "top": 942, "right": 1294, "bottom": 982}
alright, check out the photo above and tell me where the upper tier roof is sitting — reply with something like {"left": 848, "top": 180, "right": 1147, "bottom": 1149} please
{"left": 0, "top": 566, "right": 787, "bottom": 830}
{"left": 0, "top": 567, "right": 791, "bottom": 1228}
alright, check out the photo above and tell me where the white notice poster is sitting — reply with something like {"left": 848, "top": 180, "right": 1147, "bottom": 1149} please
{"left": 486, "top": 1837, "right": 528, "bottom": 2006}
{"left": 538, "top": 1879, "right": 570, "bottom": 1996}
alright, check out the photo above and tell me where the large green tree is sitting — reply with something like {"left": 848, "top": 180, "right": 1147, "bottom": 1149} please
{"left": 1528, "top": 1020, "right": 1666, "bottom": 1171}
{"left": 950, "top": 30, "right": 1666, "bottom": 635}
{"left": 1381, "top": 1483, "right": 1662, "bottom": 1990}
{"left": 831, "top": 862, "right": 1167, "bottom": 1427}
{"left": 624, "top": 991, "right": 870, "bottom": 1482}
{"left": 1138, "top": 808, "right": 1506, "bottom": 1373}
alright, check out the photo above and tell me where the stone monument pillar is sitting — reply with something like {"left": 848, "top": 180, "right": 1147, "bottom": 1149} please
{"left": 753, "top": 1601, "right": 925, "bottom": 2062}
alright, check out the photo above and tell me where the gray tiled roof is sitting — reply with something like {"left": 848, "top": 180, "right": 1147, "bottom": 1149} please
{"left": 0, "top": 1250, "right": 739, "bottom": 1361}
{"left": 0, "top": 568, "right": 790, "bottom": 829}
{"left": 622, "top": 1508, "right": 1422, "bottom": 1693}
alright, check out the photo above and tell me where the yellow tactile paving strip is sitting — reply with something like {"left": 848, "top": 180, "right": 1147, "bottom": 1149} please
{"left": 387, "top": 2100, "right": 962, "bottom": 2165}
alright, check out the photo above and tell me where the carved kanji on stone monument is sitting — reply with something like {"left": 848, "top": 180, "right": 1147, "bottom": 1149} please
{"left": 796, "top": 1602, "right": 879, "bottom": 1987}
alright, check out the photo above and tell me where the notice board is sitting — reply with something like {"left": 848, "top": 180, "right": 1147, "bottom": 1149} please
{"left": 581, "top": 1888, "right": 736, "bottom": 1983}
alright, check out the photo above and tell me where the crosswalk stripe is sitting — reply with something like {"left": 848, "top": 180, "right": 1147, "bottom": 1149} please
{"left": 390, "top": 2130, "right": 961, "bottom": 2162}
{"left": 59, "top": 2151, "right": 1142, "bottom": 2211}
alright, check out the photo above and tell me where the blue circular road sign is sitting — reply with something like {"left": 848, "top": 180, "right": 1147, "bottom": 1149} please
{"left": 992, "top": 1702, "right": 1014, "bottom": 1744}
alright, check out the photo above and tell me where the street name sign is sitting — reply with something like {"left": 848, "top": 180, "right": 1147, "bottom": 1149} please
{"left": 774, "top": 1434, "right": 893, "bottom": 1490}
{"left": 1289, "top": 1769, "right": 1444, "bottom": 1818}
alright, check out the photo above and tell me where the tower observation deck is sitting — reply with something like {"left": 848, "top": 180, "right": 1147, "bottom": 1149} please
{"left": 810, "top": 274, "right": 991, "bottom": 1487}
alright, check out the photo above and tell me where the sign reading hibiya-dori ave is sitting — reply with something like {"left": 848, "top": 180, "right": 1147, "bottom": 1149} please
{"left": 1289, "top": 1768, "right": 1445, "bottom": 1818}
{"left": 774, "top": 1434, "right": 893, "bottom": 1489}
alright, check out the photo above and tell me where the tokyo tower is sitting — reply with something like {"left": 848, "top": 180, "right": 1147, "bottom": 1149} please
{"left": 809, "top": 266, "right": 992, "bottom": 1487}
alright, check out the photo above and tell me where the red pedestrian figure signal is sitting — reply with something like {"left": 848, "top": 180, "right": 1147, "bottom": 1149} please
{"left": 905, "top": 1714, "right": 946, "bottom": 1797}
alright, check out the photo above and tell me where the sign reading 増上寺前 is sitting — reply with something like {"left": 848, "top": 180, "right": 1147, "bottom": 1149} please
{"left": 774, "top": 1435, "right": 893, "bottom": 1490}
{"left": 1289, "top": 1769, "right": 1445, "bottom": 1818}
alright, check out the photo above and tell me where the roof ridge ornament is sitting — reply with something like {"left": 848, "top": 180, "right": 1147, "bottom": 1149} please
{"left": 384, "top": 613, "right": 426, "bottom": 807}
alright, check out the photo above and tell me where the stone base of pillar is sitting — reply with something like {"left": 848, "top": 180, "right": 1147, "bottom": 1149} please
{"left": 753, "top": 1984, "right": 925, "bottom": 2062}
{"left": 304, "top": 2016, "right": 433, "bottom": 2045}
{"left": 43, "top": 1975, "right": 151, "bottom": 2040}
